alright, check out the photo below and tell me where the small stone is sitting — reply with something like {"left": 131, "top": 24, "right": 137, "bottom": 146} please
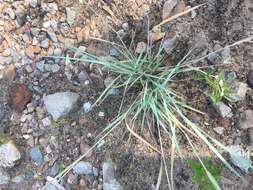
{"left": 122, "top": 22, "right": 129, "bottom": 31}
{"left": 43, "top": 21, "right": 51, "bottom": 28}
{"left": 103, "top": 162, "right": 123, "bottom": 190}
{"left": 73, "top": 161, "right": 93, "bottom": 175}
{"left": 163, "top": 36, "right": 177, "bottom": 54}
{"left": 78, "top": 71, "right": 89, "bottom": 82}
{"left": 135, "top": 42, "right": 147, "bottom": 54}
{"left": 226, "top": 71, "right": 237, "bottom": 80}
{"left": 104, "top": 77, "right": 115, "bottom": 88}
{"left": 116, "top": 29, "right": 127, "bottom": 40}
{"left": 50, "top": 163, "right": 60, "bottom": 177}
{"left": 5, "top": 8, "right": 15, "bottom": 20}
{"left": 41, "top": 39, "right": 49, "bottom": 49}
{"left": 213, "top": 102, "right": 233, "bottom": 118}
{"left": 231, "top": 82, "right": 248, "bottom": 102}
{"left": 109, "top": 48, "right": 120, "bottom": 57}
{"left": 249, "top": 129, "right": 253, "bottom": 147}
{"left": 213, "top": 127, "right": 224, "bottom": 135}
{"left": 43, "top": 92, "right": 80, "bottom": 120}
{"left": 36, "top": 60, "right": 45, "bottom": 72}
{"left": 228, "top": 145, "right": 252, "bottom": 172}
{"left": 239, "top": 110, "right": 253, "bottom": 129}
{"left": 0, "top": 141, "right": 21, "bottom": 167}
{"left": 47, "top": 31, "right": 58, "bottom": 43}
{"left": 42, "top": 117, "right": 51, "bottom": 127}
{"left": 191, "top": 10, "right": 197, "bottom": 18}
{"left": 66, "top": 7, "right": 76, "bottom": 26}
{"left": 16, "top": 13, "right": 27, "bottom": 27}
{"left": 3, "top": 64, "right": 16, "bottom": 81}
{"left": 53, "top": 48, "right": 62, "bottom": 56}
{"left": 45, "top": 64, "right": 60, "bottom": 73}
{"left": 2, "top": 49, "right": 11, "bottom": 57}
{"left": 25, "top": 64, "right": 33, "bottom": 73}
{"left": 207, "top": 52, "right": 220, "bottom": 64}
{"left": 30, "top": 147, "right": 44, "bottom": 164}
{"left": 31, "top": 28, "right": 40, "bottom": 36}
{"left": 247, "top": 70, "right": 253, "bottom": 88}
{"left": 162, "top": 0, "right": 178, "bottom": 19}
{"left": 222, "top": 47, "right": 232, "bottom": 64}
{"left": 0, "top": 168, "right": 10, "bottom": 185}
{"left": 98, "top": 111, "right": 105, "bottom": 117}
{"left": 83, "top": 102, "right": 92, "bottom": 113}
{"left": 79, "top": 178, "right": 87, "bottom": 187}
{"left": 29, "top": 0, "right": 38, "bottom": 8}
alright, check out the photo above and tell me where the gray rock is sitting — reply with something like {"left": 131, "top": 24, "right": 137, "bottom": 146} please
{"left": 0, "top": 141, "right": 21, "bottom": 167}
{"left": 83, "top": 102, "right": 92, "bottom": 113}
{"left": 41, "top": 39, "right": 49, "bottom": 49}
{"left": 231, "top": 82, "right": 248, "bottom": 102}
{"left": 228, "top": 145, "right": 252, "bottom": 172}
{"left": 47, "top": 31, "right": 58, "bottom": 43}
{"left": 43, "top": 92, "right": 79, "bottom": 120}
{"left": 30, "top": 147, "right": 44, "bottom": 164}
{"left": 73, "top": 161, "right": 93, "bottom": 175}
{"left": 29, "top": 0, "right": 38, "bottom": 8}
{"left": 213, "top": 102, "right": 233, "bottom": 118}
{"left": 42, "top": 117, "right": 51, "bottom": 127}
{"left": 11, "top": 175, "right": 25, "bottom": 183}
{"left": 78, "top": 71, "right": 89, "bottom": 82}
{"left": 213, "top": 127, "right": 224, "bottom": 135}
{"left": 207, "top": 52, "right": 219, "bottom": 64}
{"left": 162, "top": 0, "right": 178, "bottom": 19}
{"left": 45, "top": 64, "right": 60, "bottom": 73}
{"left": 0, "top": 168, "right": 10, "bottom": 185}
{"left": 116, "top": 29, "right": 127, "bottom": 40}
{"left": 66, "top": 7, "right": 76, "bottom": 26}
{"left": 50, "top": 19, "right": 58, "bottom": 31}
{"left": 53, "top": 48, "right": 62, "bottom": 56}
{"left": 36, "top": 61, "right": 45, "bottom": 72}
{"left": 163, "top": 35, "right": 177, "bottom": 54}
{"left": 109, "top": 48, "right": 120, "bottom": 57}
{"left": 226, "top": 71, "right": 237, "bottom": 80}
{"left": 50, "top": 163, "right": 60, "bottom": 177}
{"left": 222, "top": 47, "right": 232, "bottom": 64}
{"left": 103, "top": 162, "right": 123, "bottom": 190}
{"left": 31, "top": 28, "right": 40, "bottom": 36}
{"left": 239, "top": 110, "right": 253, "bottom": 129}
{"left": 122, "top": 22, "right": 129, "bottom": 31}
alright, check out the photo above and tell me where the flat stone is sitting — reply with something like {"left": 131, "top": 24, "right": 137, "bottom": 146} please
{"left": 30, "top": 147, "right": 44, "bottom": 164}
{"left": 109, "top": 48, "right": 120, "bottom": 57}
{"left": 73, "top": 161, "right": 93, "bottom": 175}
{"left": 103, "top": 162, "right": 123, "bottom": 190}
{"left": 239, "top": 110, "right": 253, "bottom": 129}
{"left": 83, "top": 102, "right": 92, "bottom": 113}
{"left": 162, "top": 0, "right": 178, "bottom": 19}
{"left": 213, "top": 102, "right": 233, "bottom": 118}
{"left": 43, "top": 92, "right": 79, "bottom": 120}
{"left": 213, "top": 127, "right": 224, "bottom": 135}
{"left": 0, "top": 141, "right": 21, "bottom": 167}
{"left": 231, "top": 82, "right": 248, "bottom": 102}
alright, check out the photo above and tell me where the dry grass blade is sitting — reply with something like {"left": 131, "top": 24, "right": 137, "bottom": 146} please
{"left": 153, "top": 3, "right": 207, "bottom": 30}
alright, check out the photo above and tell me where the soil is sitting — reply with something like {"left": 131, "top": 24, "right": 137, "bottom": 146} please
{"left": 0, "top": 0, "right": 253, "bottom": 189}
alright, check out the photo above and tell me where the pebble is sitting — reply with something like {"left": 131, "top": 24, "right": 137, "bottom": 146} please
{"left": 36, "top": 60, "right": 45, "bottom": 72}
{"left": 67, "top": 173, "right": 77, "bottom": 185}
{"left": 0, "top": 141, "right": 21, "bottom": 167}
{"left": 30, "top": 147, "right": 44, "bottom": 164}
{"left": 45, "top": 64, "right": 60, "bottom": 73}
{"left": 29, "top": 0, "right": 38, "bottom": 8}
{"left": 226, "top": 71, "right": 237, "bottom": 80}
{"left": 135, "top": 42, "right": 147, "bottom": 54}
{"left": 222, "top": 47, "right": 232, "bottom": 64}
{"left": 231, "top": 82, "right": 248, "bottom": 102}
{"left": 53, "top": 48, "right": 62, "bottom": 56}
{"left": 213, "top": 127, "right": 224, "bottom": 135}
{"left": 66, "top": 7, "right": 76, "bottom": 26}
{"left": 239, "top": 110, "right": 253, "bottom": 129}
{"left": 41, "top": 39, "right": 49, "bottom": 49}
{"left": 73, "top": 161, "right": 93, "bottom": 175}
{"left": 43, "top": 92, "right": 80, "bottom": 120}
{"left": 163, "top": 36, "right": 177, "bottom": 54}
{"left": 207, "top": 52, "right": 219, "bottom": 64}
{"left": 103, "top": 162, "right": 123, "bottom": 190}
{"left": 80, "top": 141, "right": 92, "bottom": 157}
{"left": 116, "top": 29, "right": 127, "bottom": 40}
{"left": 228, "top": 145, "right": 252, "bottom": 172}
{"left": 213, "top": 101, "right": 233, "bottom": 118}
{"left": 25, "top": 64, "right": 33, "bottom": 73}
{"left": 249, "top": 129, "right": 253, "bottom": 147}
{"left": 122, "top": 22, "right": 129, "bottom": 31}
{"left": 247, "top": 70, "right": 253, "bottom": 87}
{"left": 78, "top": 71, "right": 89, "bottom": 82}
{"left": 109, "top": 48, "right": 120, "bottom": 57}
{"left": 42, "top": 117, "right": 52, "bottom": 127}
{"left": 50, "top": 163, "right": 60, "bottom": 177}
{"left": 0, "top": 168, "right": 10, "bottom": 185}
{"left": 47, "top": 31, "right": 58, "bottom": 43}
{"left": 162, "top": 0, "right": 178, "bottom": 19}
{"left": 83, "top": 102, "right": 92, "bottom": 113}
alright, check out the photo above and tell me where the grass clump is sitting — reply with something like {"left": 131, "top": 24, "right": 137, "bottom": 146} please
{"left": 198, "top": 70, "right": 234, "bottom": 103}
{"left": 188, "top": 159, "right": 222, "bottom": 190}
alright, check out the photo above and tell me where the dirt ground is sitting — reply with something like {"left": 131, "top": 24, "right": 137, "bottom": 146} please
{"left": 0, "top": 0, "right": 253, "bottom": 189}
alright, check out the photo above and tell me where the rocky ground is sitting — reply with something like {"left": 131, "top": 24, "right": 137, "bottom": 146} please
{"left": 0, "top": 0, "right": 253, "bottom": 190}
